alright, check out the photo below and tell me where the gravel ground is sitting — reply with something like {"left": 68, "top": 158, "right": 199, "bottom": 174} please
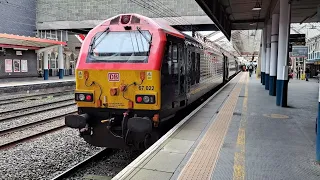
{"left": 0, "top": 128, "right": 104, "bottom": 180}
{"left": 0, "top": 118, "right": 65, "bottom": 146}
{"left": 64, "top": 150, "right": 142, "bottom": 180}
{"left": 0, "top": 94, "right": 74, "bottom": 112}
{"left": 0, "top": 102, "right": 76, "bottom": 126}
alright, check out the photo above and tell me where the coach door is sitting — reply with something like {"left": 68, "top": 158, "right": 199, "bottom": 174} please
{"left": 171, "top": 40, "right": 187, "bottom": 108}
{"left": 161, "top": 36, "right": 187, "bottom": 112}
{"left": 169, "top": 36, "right": 187, "bottom": 108}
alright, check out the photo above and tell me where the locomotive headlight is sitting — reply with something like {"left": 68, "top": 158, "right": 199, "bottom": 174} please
{"left": 78, "top": 94, "right": 85, "bottom": 101}
{"left": 75, "top": 93, "right": 94, "bottom": 102}
{"left": 143, "top": 96, "right": 150, "bottom": 103}
{"left": 135, "top": 95, "right": 155, "bottom": 104}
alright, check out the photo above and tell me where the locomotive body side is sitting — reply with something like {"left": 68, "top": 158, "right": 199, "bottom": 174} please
{"left": 158, "top": 34, "right": 224, "bottom": 121}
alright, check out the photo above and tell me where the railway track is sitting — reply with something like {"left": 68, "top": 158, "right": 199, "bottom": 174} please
{"left": 0, "top": 112, "right": 77, "bottom": 136}
{"left": 0, "top": 112, "right": 77, "bottom": 149}
{"left": 0, "top": 90, "right": 74, "bottom": 106}
{"left": 51, "top": 148, "right": 112, "bottom": 180}
{"left": 0, "top": 99, "right": 75, "bottom": 121}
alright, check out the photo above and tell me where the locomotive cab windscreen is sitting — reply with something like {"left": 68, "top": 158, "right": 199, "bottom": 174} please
{"left": 88, "top": 30, "right": 152, "bottom": 63}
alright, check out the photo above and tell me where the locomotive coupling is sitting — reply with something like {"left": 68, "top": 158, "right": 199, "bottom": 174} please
{"left": 65, "top": 114, "right": 89, "bottom": 129}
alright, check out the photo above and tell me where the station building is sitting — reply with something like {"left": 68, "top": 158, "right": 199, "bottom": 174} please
{"left": 307, "top": 34, "right": 320, "bottom": 77}
{"left": 0, "top": 0, "right": 74, "bottom": 79}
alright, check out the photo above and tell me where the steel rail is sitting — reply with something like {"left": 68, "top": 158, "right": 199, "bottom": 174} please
{"left": 50, "top": 148, "right": 112, "bottom": 180}
{"left": 0, "top": 111, "right": 77, "bottom": 136}
{"left": 0, "top": 101, "right": 76, "bottom": 122}
{"left": 0, "top": 90, "right": 74, "bottom": 105}
{"left": 0, "top": 98, "right": 75, "bottom": 116}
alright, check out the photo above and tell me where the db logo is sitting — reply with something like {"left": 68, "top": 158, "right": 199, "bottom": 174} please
{"left": 108, "top": 72, "right": 120, "bottom": 82}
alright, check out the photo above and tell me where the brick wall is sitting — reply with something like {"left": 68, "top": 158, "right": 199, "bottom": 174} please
{"left": 0, "top": 49, "right": 38, "bottom": 78}
{"left": 0, "top": 0, "right": 36, "bottom": 36}
{"left": 36, "top": 0, "right": 205, "bottom": 22}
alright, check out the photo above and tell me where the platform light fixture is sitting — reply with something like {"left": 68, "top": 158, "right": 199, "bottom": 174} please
{"left": 252, "top": 1, "right": 262, "bottom": 11}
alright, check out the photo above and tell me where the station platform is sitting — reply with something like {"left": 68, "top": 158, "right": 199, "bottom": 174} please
{"left": 113, "top": 72, "right": 320, "bottom": 180}
{"left": 0, "top": 76, "right": 75, "bottom": 93}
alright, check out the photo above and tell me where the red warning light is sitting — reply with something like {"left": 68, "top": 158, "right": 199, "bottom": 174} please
{"left": 86, "top": 95, "right": 92, "bottom": 101}
{"left": 121, "top": 15, "right": 131, "bottom": 24}
{"left": 136, "top": 96, "right": 142, "bottom": 103}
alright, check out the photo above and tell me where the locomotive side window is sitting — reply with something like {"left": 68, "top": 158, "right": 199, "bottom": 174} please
{"left": 167, "top": 42, "right": 173, "bottom": 75}
{"left": 172, "top": 44, "right": 179, "bottom": 75}
{"left": 162, "top": 42, "right": 172, "bottom": 76}
{"left": 173, "top": 44, "right": 178, "bottom": 62}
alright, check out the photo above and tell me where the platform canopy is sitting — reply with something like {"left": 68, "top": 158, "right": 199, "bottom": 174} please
{"left": 195, "top": 0, "right": 320, "bottom": 40}
{"left": 0, "top": 33, "right": 67, "bottom": 50}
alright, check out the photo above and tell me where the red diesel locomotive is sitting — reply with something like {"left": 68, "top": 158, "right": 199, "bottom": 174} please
{"left": 65, "top": 13, "right": 239, "bottom": 149}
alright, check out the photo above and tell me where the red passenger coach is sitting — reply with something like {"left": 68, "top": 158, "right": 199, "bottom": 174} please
{"left": 66, "top": 13, "right": 239, "bottom": 150}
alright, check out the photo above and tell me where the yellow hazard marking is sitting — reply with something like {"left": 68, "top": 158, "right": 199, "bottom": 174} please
{"left": 263, "top": 114, "right": 289, "bottom": 119}
{"left": 177, "top": 73, "right": 246, "bottom": 180}
{"left": 233, "top": 74, "right": 249, "bottom": 180}
{"left": 147, "top": 71, "right": 152, "bottom": 80}
{"left": 78, "top": 71, "right": 83, "bottom": 79}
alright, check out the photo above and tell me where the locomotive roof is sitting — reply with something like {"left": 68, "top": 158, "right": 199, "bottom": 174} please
{"left": 102, "top": 14, "right": 215, "bottom": 50}
{"left": 112, "top": 14, "right": 186, "bottom": 39}
{"left": 181, "top": 32, "right": 202, "bottom": 44}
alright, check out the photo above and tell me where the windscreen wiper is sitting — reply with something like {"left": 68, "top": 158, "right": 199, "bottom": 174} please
{"left": 136, "top": 27, "right": 152, "bottom": 55}
{"left": 136, "top": 27, "right": 151, "bottom": 45}
{"left": 90, "top": 27, "right": 110, "bottom": 53}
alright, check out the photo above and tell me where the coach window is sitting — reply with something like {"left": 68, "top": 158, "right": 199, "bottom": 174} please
{"left": 191, "top": 51, "right": 196, "bottom": 85}
{"left": 178, "top": 44, "right": 184, "bottom": 94}
{"left": 178, "top": 44, "right": 184, "bottom": 74}
{"left": 196, "top": 53, "right": 200, "bottom": 83}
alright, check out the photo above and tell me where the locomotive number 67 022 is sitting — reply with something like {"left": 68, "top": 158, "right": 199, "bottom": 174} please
{"left": 139, "top": 86, "right": 154, "bottom": 90}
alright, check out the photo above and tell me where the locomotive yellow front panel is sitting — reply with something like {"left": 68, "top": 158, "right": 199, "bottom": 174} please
{"left": 75, "top": 69, "right": 161, "bottom": 110}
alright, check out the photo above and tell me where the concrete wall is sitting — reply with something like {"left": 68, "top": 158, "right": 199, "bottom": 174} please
{"left": 0, "top": 0, "right": 36, "bottom": 36}
{"left": 0, "top": 49, "right": 38, "bottom": 78}
{"left": 36, "top": 0, "right": 205, "bottom": 22}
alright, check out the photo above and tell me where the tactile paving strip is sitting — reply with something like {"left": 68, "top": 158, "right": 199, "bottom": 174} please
{"left": 177, "top": 73, "right": 245, "bottom": 180}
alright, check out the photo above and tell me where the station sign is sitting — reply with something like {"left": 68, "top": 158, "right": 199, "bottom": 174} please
{"left": 289, "top": 34, "right": 306, "bottom": 46}
{"left": 289, "top": 46, "right": 308, "bottom": 57}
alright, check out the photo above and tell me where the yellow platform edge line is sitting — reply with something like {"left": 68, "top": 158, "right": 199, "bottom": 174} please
{"left": 233, "top": 74, "right": 249, "bottom": 180}
{"left": 177, "top": 73, "right": 246, "bottom": 180}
